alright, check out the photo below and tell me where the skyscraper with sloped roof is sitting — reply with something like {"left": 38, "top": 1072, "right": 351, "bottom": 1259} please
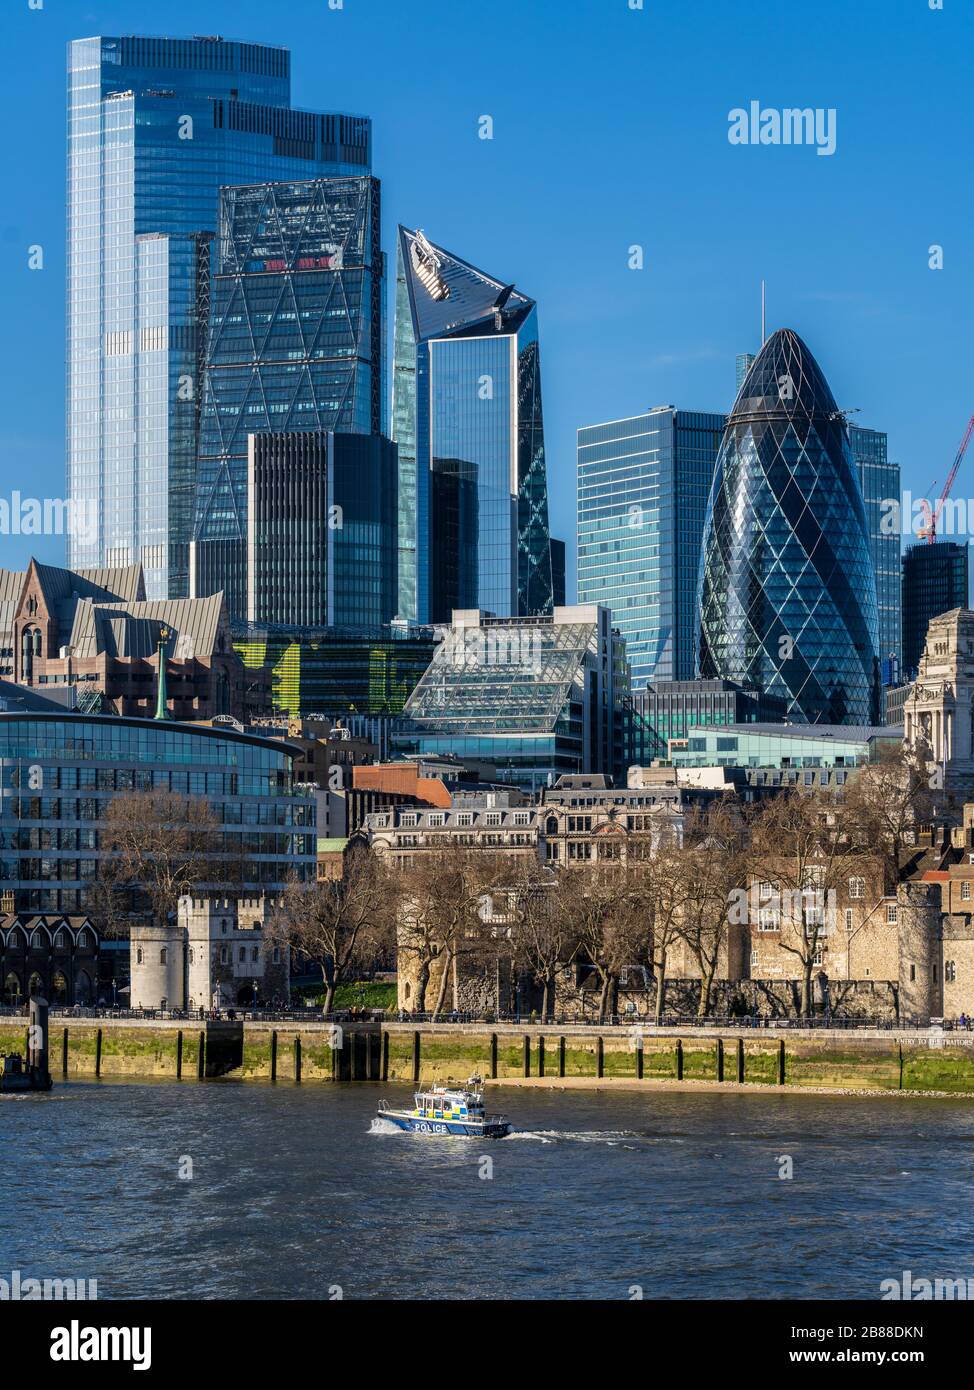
{"left": 392, "top": 226, "right": 554, "bottom": 625}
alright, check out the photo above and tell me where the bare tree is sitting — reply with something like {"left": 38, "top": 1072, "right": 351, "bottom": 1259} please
{"left": 550, "top": 860, "right": 643, "bottom": 1023}
{"left": 396, "top": 852, "right": 493, "bottom": 1018}
{"left": 92, "top": 790, "right": 222, "bottom": 936}
{"left": 630, "top": 830, "right": 689, "bottom": 1024}
{"left": 495, "top": 857, "right": 565, "bottom": 1021}
{"left": 676, "top": 800, "right": 747, "bottom": 1018}
{"left": 748, "top": 788, "right": 865, "bottom": 1018}
{"left": 843, "top": 741, "right": 936, "bottom": 880}
{"left": 269, "top": 850, "right": 394, "bottom": 1015}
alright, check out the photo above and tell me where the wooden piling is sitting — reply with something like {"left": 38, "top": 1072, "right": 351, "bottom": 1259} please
{"left": 294, "top": 1035, "right": 302, "bottom": 1083}
{"left": 538, "top": 1036, "right": 545, "bottom": 1079}
{"left": 381, "top": 1030, "right": 389, "bottom": 1082}
{"left": 777, "top": 1038, "right": 786, "bottom": 1086}
{"left": 675, "top": 1038, "right": 683, "bottom": 1081}
{"left": 635, "top": 1035, "right": 644, "bottom": 1080}
{"left": 61, "top": 1027, "right": 68, "bottom": 1078}
{"left": 596, "top": 1035, "right": 604, "bottom": 1079}
{"left": 94, "top": 1028, "right": 102, "bottom": 1078}
{"left": 736, "top": 1037, "right": 745, "bottom": 1084}
{"left": 522, "top": 1034, "right": 530, "bottom": 1078}
{"left": 489, "top": 1032, "right": 498, "bottom": 1079}
{"left": 270, "top": 1030, "right": 278, "bottom": 1082}
{"left": 412, "top": 1029, "right": 421, "bottom": 1084}
{"left": 558, "top": 1036, "right": 566, "bottom": 1078}
{"left": 716, "top": 1038, "right": 724, "bottom": 1083}
{"left": 176, "top": 1030, "right": 183, "bottom": 1080}
{"left": 197, "top": 1030, "right": 205, "bottom": 1079}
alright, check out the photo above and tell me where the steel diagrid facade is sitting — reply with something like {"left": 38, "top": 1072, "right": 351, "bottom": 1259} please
{"left": 191, "top": 177, "right": 383, "bottom": 617}
{"left": 67, "top": 35, "right": 371, "bottom": 601}
{"left": 696, "top": 329, "right": 880, "bottom": 725}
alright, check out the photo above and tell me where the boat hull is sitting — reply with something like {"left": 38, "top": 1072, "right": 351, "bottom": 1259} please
{"left": 380, "top": 1110, "right": 510, "bottom": 1138}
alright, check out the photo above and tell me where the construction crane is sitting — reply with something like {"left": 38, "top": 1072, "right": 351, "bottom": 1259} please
{"left": 920, "top": 411, "right": 974, "bottom": 542}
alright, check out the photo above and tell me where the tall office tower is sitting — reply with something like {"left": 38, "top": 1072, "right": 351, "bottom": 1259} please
{"left": 902, "top": 540, "right": 969, "bottom": 677}
{"left": 191, "top": 177, "right": 383, "bottom": 617}
{"left": 849, "top": 425, "right": 902, "bottom": 683}
{"left": 576, "top": 408, "right": 724, "bottom": 689}
{"left": 549, "top": 538, "right": 567, "bottom": 608}
{"left": 246, "top": 431, "right": 398, "bottom": 628}
{"left": 391, "top": 227, "right": 553, "bottom": 625}
{"left": 736, "top": 353, "right": 756, "bottom": 391}
{"left": 697, "top": 329, "right": 880, "bottom": 725}
{"left": 67, "top": 35, "right": 371, "bottom": 600}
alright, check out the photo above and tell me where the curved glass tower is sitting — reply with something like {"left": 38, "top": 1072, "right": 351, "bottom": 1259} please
{"left": 696, "top": 329, "right": 880, "bottom": 725}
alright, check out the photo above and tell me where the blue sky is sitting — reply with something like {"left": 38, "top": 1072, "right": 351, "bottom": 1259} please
{"left": 1, "top": 0, "right": 971, "bottom": 587}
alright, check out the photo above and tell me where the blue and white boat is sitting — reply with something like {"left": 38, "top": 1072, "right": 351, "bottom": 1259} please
{"left": 378, "top": 1075, "right": 510, "bottom": 1138}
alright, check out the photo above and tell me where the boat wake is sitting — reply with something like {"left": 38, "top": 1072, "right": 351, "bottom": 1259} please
{"left": 369, "top": 1116, "right": 403, "bottom": 1135}
{"left": 506, "top": 1128, "right": 655, "bottom": 1146}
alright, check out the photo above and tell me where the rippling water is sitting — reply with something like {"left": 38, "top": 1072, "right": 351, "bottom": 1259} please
{"left": 3, "top": 1080, "right": 973, "bottom": 1300}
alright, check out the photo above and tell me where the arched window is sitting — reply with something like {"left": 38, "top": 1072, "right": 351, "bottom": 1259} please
{"left": 251, "top": 946, "right": 259, "bottom": 963}
{"left": 159, "top": 948, "right": 168, "bottom": 965}
{"left": 188, "top": 948, "right": 194, "bottom": 964}
{"left": 136, "top": 948, "right": 143, "bottom": 965}
{"left": 77, "top": 930, "right": 88, "bottom": 949}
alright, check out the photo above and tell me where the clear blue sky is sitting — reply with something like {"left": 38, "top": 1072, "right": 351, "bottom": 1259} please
{"left": 2, "top": 0, "right": 971, "bottom": 589}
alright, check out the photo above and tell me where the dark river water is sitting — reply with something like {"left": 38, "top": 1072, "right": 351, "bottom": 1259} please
{"left": 3, "top": 1080, "right": 973, "bottom": 1300}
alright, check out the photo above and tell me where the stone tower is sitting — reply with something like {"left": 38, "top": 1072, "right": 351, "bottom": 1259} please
{"left": 130, "top": 922, "right": 184, "bottom": 1011}
{"left": 896, "top": 880, "right": 942, "bottom": 1025}
{"left": 180, "top": 895, "right": 287, "bottom": 1010}
{"left": 903, "top": 608, "right": 974, "bottom": 792}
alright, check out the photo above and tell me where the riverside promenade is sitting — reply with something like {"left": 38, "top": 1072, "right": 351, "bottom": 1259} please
{"left": 3, "top": 1012, "right": 974, "bottom": 1094}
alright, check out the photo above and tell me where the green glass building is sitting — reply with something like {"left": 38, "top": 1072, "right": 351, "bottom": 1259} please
{"left": 232, "top": 624, "right": 441, "bottom": 719}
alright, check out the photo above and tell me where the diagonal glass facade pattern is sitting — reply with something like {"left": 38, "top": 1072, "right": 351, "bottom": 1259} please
{"left": 67, "top": 35, "right": 370, "bottom": 600}
{"left": 696, "top": 329, "right": 880, "bottom": 725}
{"left": 392, "top": 227, "right": 553, "bottom": 624}
{"left": 393, "top": 608, "right": 627, "bottom": 790}
{"left": 191, "top": 177, "right": 383, "bottom": 617}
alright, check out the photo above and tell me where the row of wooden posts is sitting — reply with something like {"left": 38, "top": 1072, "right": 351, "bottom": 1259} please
{"left": 48, "top": 1027, "right": 212, "bottom": 1080}
{"left": 46, "top": 1027, "right": 801, "bottom": 1086}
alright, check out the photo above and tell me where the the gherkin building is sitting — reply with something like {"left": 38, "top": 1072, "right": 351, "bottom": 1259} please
{"left": 696, "top": 329, "right": 880, "bottom": 725}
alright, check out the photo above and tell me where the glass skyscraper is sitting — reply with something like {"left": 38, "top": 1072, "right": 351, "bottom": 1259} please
{"left": 191, "top": 176, "right": 384, "bottom": 616}
{"left": 577, "top": 408, "right": 724, "bottom": 688}
{"left": 902, "top": 540, "right": 969, "bottom": 678}
{"left": 850, "top": 425, "right": 902, "bottom": 681}
{"left": 697, "top": 329, "right": 880, "bottom": 725}
{"left": 246, "top": 430, "right": 398, "bottom": 629}
{"left": 66, "top": 35, "right": 371, "bottom": 600}
{"left": 392, "top": 227, "right": 553, "bottom": 624}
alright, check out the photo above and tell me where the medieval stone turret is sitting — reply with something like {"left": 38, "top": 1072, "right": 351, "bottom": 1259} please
{"left": 896, "top": 880, "right": 942, "bottom": 1025}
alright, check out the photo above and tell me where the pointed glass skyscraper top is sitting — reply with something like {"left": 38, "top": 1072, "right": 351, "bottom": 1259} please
{"left": 696, "top": 329, "right": 880, "bottom": 725}
{"left": 392, "top": 227, "right": 553, "bottom": 624}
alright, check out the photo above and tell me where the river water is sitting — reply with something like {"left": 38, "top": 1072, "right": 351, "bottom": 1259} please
{"left": 3, "top": 1080, "right": 972, "bottom": 1300}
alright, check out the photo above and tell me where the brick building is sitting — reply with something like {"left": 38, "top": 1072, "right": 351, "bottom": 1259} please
{"left": 0, "top": 559, "right": 267, "bottom": 721}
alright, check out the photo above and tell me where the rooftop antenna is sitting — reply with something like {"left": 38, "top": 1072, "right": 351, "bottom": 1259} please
{"left": 761, "top": 280, "right": 766, "bottom": 345}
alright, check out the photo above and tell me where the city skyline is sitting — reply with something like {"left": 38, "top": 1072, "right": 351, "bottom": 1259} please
{"left": 2, "top": 0, "right": 970, "bottom": 596}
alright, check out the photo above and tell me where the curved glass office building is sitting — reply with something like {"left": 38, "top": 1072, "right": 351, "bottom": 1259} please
{"left": 696, "top": 329, "right": 880, "bottom": 725}
{"left": 0, "top": 714, "right": 316, "bottom": 913}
